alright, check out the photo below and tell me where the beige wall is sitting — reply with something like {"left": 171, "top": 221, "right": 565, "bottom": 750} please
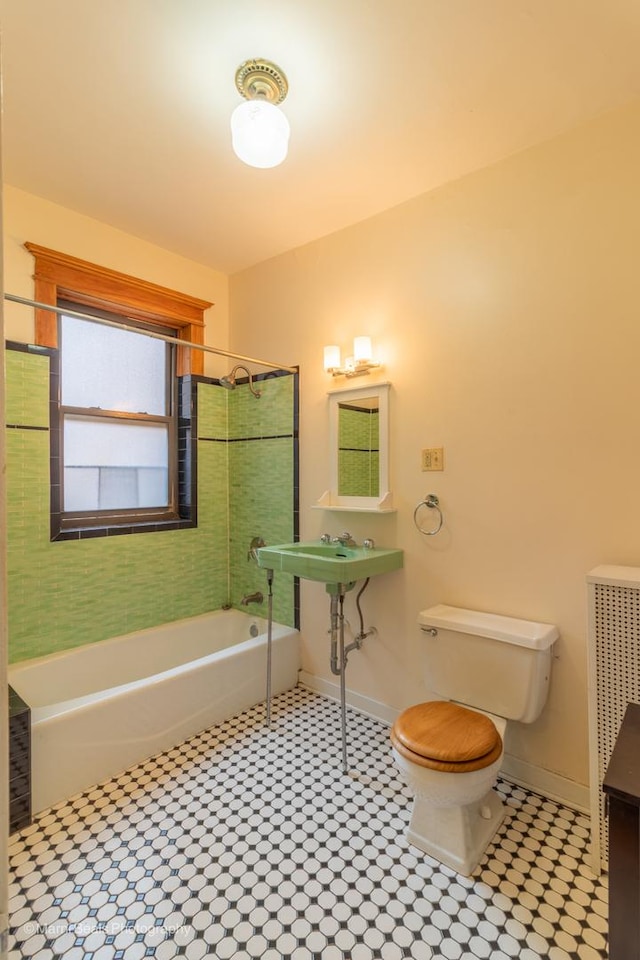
{"left": 3, "top": 186, "right": 230, "bottom": 376}
{"left": 229, "top": 99, "right": 640, "bottom": 794}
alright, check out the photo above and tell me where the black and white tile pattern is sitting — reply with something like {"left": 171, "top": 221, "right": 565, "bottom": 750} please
{"left": 9, "top": 686, "right": 607, "bottom": 959}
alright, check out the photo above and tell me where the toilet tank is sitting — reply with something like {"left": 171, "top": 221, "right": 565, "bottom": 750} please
{"left": 418, "top": 604, "right": 558, "bottom": 723}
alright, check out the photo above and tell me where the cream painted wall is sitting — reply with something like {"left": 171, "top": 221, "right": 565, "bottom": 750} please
{"left": 229, "top": 99, "right": 640, "bottom": 792}
{"left": 3, "top": 186, "right": 229, "bottom": 375}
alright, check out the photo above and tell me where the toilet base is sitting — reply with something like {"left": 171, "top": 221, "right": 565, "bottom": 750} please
{"left": 406, "top": 787, "right": 505, "bottom": 876}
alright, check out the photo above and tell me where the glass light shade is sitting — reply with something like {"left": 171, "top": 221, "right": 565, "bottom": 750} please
{"left": 324, "top": 345, "right": 341, "bottom": 371}
{"left": 231, "top": 99, "right": 290, "bottom": 169}
{"left": 353, "top": 336, "right": 372, "bottom": 363}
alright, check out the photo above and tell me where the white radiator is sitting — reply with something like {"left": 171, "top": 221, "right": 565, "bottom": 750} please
{"left": 587, "top": 565, "right": 640, "bottom": 873}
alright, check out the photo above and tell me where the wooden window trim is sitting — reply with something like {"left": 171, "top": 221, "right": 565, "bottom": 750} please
{"left": 26, "top": 242, "right": 212, "bottom": 376}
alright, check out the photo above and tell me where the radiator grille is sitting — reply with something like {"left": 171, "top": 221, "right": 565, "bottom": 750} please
{"left": 590, "top": 577, "right": 640, "bottom": 867}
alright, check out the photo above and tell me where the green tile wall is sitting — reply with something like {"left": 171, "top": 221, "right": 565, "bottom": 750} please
{"left": 228, "top": 375, "right": 296, "bottom": 626}
{"left": 5, "top": 350, "right": 50, "bottom": 429}
{"left": 6, "top": 348, "right": 296, "bottom": 664}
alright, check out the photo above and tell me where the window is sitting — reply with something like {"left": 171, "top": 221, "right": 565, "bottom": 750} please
{"left": 59, "top": 306, "right": 177, "bottom": 523}
{"left": 26, "top": 243, "right": 212, "bottom": 538}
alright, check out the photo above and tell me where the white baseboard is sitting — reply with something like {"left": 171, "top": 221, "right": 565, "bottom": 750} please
{"left": 299, "top": 671, "right": 399, "bottom": 724}
{"left": 499, "top": 755, "right": 590, "bottom": 814}
{"left": 298, "top": 671, "right": 590, "bottom": 814}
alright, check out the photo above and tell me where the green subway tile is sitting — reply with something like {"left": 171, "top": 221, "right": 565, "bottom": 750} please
{"left": 5, "top": 351, "right": 50, "bottom": 428}
{"left": 227, "top": 374, "right": 294, "bottom": 440}
{"left": 197, "top": 381, "right": 227, "bottom": 439}
{"left": 7, "top": 348, "right": 297, "bottom": 663}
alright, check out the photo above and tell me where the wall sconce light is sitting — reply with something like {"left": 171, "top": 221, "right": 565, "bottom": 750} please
{"left": 231, "top": 59, "right": 290, "bottom": 169}
{"left": 323, "top": 336, "right": 382, "bottom": 378}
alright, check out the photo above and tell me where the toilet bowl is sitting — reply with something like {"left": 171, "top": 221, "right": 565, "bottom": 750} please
{"left": 391, "top": 701, "right": 507, "bottom": 875}
{"left": 391, "top": 604, "right": 558, "bottom": 876}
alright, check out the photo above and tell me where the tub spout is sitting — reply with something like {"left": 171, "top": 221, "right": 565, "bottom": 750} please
{"left": 241, "top": 592, "right": 264, "bottom": 605}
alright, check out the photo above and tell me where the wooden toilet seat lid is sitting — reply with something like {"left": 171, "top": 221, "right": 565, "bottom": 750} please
{"left": 391, "top": 701, "right": 503, "bottom": 772}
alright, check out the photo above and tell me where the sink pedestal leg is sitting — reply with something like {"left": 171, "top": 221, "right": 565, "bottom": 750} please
{"left": 329, "top": 587, "right": 350, "bottom": 774}
{"left": 338, "top": 590, "right": 348, "bottom": 774}
{"left": 266, "top": 569, "right": 274, "bottom": 726}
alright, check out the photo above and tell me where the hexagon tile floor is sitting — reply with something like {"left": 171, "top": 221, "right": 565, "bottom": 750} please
{"left": 9, "top": 685, "right": 607, "bottom": 960}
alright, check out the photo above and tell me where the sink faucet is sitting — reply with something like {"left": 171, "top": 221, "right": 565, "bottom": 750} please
{"left": 331, "top": 531, "right": 357, "bottom": 547}
{"left": 241, "top": 591, "right": 264, "bottom": 605}
{"left": 247, "top": 537, "right": 266, "bottom": 561}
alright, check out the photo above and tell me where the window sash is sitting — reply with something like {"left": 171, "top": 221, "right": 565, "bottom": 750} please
{"left": 57, "top": 308, "right": 179, "bottom": 529}
{"left": 62, "top": 414, "right": 171, "bottom": 510}
{"left": 60, "top": 313, "right": 169, "bottom": 416}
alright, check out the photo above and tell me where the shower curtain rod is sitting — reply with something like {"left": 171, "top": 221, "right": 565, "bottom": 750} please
{"left": 3, "top": 293, "right": 297, "bottom": 373}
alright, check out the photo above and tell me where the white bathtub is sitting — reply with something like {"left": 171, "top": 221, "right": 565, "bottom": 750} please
{"left": 8, "top": 609, "right": 300, "bottom": 814}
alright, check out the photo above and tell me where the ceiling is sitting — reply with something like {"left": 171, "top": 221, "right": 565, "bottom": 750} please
{"left": 2, "top": 0, "right": 640, "bottom": 275}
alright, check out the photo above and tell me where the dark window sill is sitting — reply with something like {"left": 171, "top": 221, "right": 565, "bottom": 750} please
{"left": 52, "top": 517, "right": 197, "bottom": 541}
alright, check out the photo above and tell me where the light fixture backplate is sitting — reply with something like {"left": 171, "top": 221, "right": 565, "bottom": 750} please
{"left": 235, "top": 59, "right": 288, "bottom": 104}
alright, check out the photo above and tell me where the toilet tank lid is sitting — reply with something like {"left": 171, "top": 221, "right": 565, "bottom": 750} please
{"left": 418, "top": 604, "right": 559, "bottom": 650}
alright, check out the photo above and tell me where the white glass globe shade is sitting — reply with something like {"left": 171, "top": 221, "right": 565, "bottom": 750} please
{"left": 231, "top": 99, "right": 290, "bottom": 169}
{"left": 353, "top": 336, "right": 372, "bottom": 363}
{"left": 323, "top": 345, "right": 341, "bottom": 371}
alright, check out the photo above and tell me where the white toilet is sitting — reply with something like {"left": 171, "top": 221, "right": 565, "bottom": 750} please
{"left": 391, "top": 604, "right": 558, "bottom": 876}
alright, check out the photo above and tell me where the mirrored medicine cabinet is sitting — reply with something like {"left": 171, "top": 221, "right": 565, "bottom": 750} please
{"left": 315, "top": 381, "right": 394, "bottom": 513}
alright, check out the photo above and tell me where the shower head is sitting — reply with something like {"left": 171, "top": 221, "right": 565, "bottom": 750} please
{"left": 219, "top": 364, "right": 261, "bottom": 398}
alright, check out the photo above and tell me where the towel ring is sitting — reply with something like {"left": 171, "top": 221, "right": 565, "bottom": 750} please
{"left": 414, "top": 493, "right": 444, "bottom": 537}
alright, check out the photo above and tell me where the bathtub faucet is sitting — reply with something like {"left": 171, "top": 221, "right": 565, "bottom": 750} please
{"left": 241, "top": 592, "right": 264, "bottom": 605}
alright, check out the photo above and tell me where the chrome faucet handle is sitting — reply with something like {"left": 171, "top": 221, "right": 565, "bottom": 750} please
{"left": 363, "top": 538, "right": 375, "bottom": 550}
{"left": 247, "top": 536, "right": 266, "bottom": 561}
{"left": 320, "top": 533, "right": 331, "bottom": 543}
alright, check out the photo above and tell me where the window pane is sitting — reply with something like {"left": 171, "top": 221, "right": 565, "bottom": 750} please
{"left": 64, "top": 416, "right": 169, "bottom": 511}
{"left": 61, "top": 315, "right": 167, "bottom": 414}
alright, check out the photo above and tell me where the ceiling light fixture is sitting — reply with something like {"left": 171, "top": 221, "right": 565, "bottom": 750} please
{"left": 231, "top": 59, "right": 290, "bottom": 169}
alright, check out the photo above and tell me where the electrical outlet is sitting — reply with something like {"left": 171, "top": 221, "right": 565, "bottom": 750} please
{"left": 421, "top": 447, "right": 444, "bottom": 471}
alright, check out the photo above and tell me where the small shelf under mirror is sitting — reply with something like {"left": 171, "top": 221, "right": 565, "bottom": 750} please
{"left": 313, "top": 490, "right": 396, "bottom": 514}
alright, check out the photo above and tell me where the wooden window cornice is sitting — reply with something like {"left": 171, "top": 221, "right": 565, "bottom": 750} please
{"left": 26, "top": 242, "right": 212, "bottom": 376}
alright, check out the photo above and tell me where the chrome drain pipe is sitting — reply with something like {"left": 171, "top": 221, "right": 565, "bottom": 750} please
{"left": 265, "top": 568, "right": 274, "bottom": 726}
{"left": 328, "top": 585, "right": 366, "bottom": 775}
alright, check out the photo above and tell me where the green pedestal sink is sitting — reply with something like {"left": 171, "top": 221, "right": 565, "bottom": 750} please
{"left": 256, "top": 541, "right": 403, "bottom": 584}
{"left": 256, "top": 540, "right": 404, "bottom": 774}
